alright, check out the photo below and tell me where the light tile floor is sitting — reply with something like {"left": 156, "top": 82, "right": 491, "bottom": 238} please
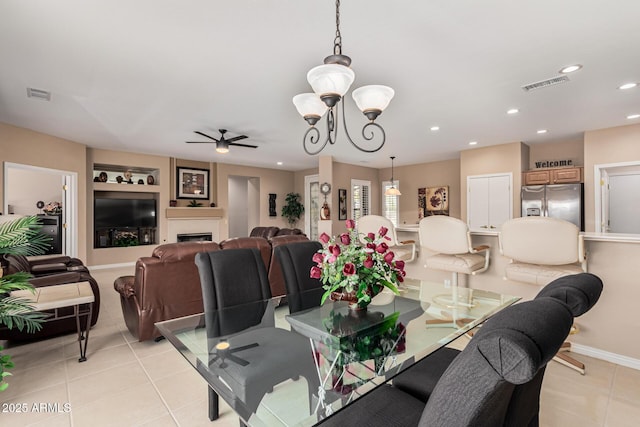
{"left": 1, "top": 266, "right": 639, "bottom": 426}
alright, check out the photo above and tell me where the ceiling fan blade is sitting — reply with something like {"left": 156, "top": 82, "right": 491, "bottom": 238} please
{"left": 229, "top": 142, "right": 258, "bottom": 149}
{"left": 226, "top": 135, "right": 248, "bottom": 143}
{"left": 194, "top": 130, "right": 219, "bottom": 142}
{"left": 185, "top": 141, "right": 214, "bottom": 143}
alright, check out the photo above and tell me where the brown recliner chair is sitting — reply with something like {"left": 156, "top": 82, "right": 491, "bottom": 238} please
{"left": 249, "top": 227, "right": 280, "bottom": 240}
{"left": 0, "top": 255, "right": 100, "bottom": 341}
{"left": 249, "top": 226, "right": 305, "bottom": 240}
{"left": 218, "top": 236, "right": 272, "bottom": 279}
{"left": 3, "top": 253, "right": 87, "bottom": 276}
{"left": 114, "top": 241, "right": 219, "bottom": 341}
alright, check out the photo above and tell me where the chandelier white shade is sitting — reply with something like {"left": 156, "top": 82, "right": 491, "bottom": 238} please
{"left": 307, "top": 64, "right": 355, "bottom": 100}
{"left": 292, "top": 93, "right": 328, "bottom": 124}
{"left": 352, "top": 85, "right": 395, "bottom": 116}
{"left": 293, "top": 0, "right": 394, "bottom": 155}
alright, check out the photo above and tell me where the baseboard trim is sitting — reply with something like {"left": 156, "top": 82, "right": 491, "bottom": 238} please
{"left": 571, "top": 343, "right": 640, "bottom": 371}
{"left": 88, "top": 262, "right": 135, "bottom": 270}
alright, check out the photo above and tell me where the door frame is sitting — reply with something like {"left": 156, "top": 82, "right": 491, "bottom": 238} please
{"left": 3, "top": 162, "right": 78, "bottom": 257}
{"left": 304, "top": 174, "right": 319, "bottom": 238}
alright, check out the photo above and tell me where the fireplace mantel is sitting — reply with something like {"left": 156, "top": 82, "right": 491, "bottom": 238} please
{"left": 165, "top": 207, "right": 223, "bottom": 219}
{"left": 165, "top": 208, "right": 223, "bottom": 243}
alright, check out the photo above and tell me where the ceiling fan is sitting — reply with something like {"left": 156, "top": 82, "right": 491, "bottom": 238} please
{"left": 186, "top": 129, "right": 257, "bottom": 153}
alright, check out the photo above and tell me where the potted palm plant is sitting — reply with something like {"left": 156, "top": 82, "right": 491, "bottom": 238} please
{"left": 0, "top": 215, "right": 50, "bottom": 391}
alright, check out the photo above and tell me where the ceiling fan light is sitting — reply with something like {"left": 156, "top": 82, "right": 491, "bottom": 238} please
{"left": 385, "top": 186, "right": 401, "bottom": 196}
{"left": 352, "top": 85, "right": 395, "bottom": 116}
{"left": 216, "top": 141, "right": 229, "bottom": 154}
{"left": 292, "top": 93, "right": 328, "bottom": 121}
{"left": 307, "top": 64, "right": 355, "bottom": 98}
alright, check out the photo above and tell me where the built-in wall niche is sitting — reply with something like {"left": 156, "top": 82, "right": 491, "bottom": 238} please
{"left": 93, "top": 191, "right": 158, "bottom": 248}
{"left": 93, "top": 163, "right": 159, "bottom": 186}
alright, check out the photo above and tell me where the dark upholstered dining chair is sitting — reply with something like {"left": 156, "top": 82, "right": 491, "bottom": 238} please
{"left": 274, "top": 240, "right": 324, "bottom": 314}
{"left": 319, "top": 292, "right": 577, "bottom": 426}
{"left": 195, "top": 248, "right": 318, "bottom": 423}
{"left": 367, "top": 272, "right": 603, "bottom": 427}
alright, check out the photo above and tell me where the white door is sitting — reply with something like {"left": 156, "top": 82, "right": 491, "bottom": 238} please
{"left": 467, "top": 177, "right": 489, "bottom": 231}
{"left": 489, "top": 174, "right": 512, "bottom": 229}
{"left": 608, "top": 174, "right": 640, "bottom": 233}
{"left": 467, "top": 174, "right": 512, "bottom": 231}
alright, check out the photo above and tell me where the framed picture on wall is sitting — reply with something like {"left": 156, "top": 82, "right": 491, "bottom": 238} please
{"left": 425, "top": 185, "right": 449, "bottom": 216}
{"left": 338, "top": 188, "right": 347, "bottom": 220}
{"left": 177, "top": 167, "right": 209, "bottom": 199}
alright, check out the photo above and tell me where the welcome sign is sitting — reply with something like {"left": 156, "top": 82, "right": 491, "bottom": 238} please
{"left": 534, "top": 159, "right": 574, "bottom": 168}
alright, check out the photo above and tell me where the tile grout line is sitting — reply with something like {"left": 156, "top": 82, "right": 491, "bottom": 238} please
{"left": 602, "top": 363, "right": 617, "bottom": 426}
{"left": 123, "top": 332, "right": 181, "bottom": 426}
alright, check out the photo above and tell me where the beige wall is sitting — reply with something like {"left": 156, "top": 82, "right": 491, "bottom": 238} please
{"left": 584, "top": 123, "right": 640, "bottom": 232}
{"left": 332, "top": 161, "right": 380, "bottom": 234}
{"left": 528, "top": 137, "right": 584, "bottom": 169}
{"left": 460, "top": 142, "right": 527, "bottom": 222}
{"left": 0, "top": 122, "right": 88, "bottom": 260}
{"left": 380, "top": 159, "right": 461, "bottom": 223}
{"left": 215, "top": 163, "right": 295, "bottom": 240}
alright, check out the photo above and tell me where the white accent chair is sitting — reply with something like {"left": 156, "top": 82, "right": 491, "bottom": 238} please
{"left": 419, "top": 216, "right": 490, "bottom": 287}
{"left": 357, "top": 215, "right": 417, "bottom": 263}
{"left": 498, "top": 216, "right": 588, "bottom": 374}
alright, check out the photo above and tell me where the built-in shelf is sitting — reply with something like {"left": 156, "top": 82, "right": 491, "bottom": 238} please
{"left": 93, "top": 163, "right": 159, "bottom": 187}
{"left": 93, "top": 182, "right": 160, "bottom": 193}
{"left": 165, "top": 207, "right": 224, "bottom": 219}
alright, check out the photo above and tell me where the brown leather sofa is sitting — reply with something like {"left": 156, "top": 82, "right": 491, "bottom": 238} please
{"left": 249, "top": 226, "right": 305, "bottom": 240}
{"left": 114, "top": 241, "right": 219, "bottom": 342}
{"left": 114, "top": 235, "right": 311, "bottom": 341}
{"left": 0, "top": 254, "right": 100, "bottom": 341}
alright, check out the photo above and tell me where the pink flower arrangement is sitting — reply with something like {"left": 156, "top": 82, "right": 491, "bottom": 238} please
{"left": 311, "top": 219, "right": 406, "bottom": 308}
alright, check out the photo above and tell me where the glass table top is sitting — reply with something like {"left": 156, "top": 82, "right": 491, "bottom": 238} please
{"left": 155, "top": 279, "right": 519, "bottom": 426}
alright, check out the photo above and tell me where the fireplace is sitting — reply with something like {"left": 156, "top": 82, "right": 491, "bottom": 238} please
{"left": 177, "top": 232, "right": 213, "bottom": 242}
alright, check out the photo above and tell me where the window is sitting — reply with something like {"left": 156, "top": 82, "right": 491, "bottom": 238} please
{"left": 351, "top": 179, "right": 371, "bottom": 222}
{"left": 382, "top": 180, "right": 400, "bottom": 227}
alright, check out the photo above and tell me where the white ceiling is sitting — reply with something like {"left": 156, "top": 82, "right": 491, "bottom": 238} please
{"left": 1, "top": 1, "right": 639, "bottom": 170}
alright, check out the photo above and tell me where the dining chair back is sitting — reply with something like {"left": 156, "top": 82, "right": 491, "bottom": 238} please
{"left": 195, "top": 248, "right": 318, "bottom": 421}
{"left": 274, "top": 240, "right": 324, "bottom": 313}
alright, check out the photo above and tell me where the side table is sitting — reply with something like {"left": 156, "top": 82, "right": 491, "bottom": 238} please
{"left": 12, "top": 281, "right": 95, "bottom": 362}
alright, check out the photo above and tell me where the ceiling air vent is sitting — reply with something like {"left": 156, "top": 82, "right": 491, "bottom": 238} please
{"left": 521, "top": 75, "right": 570, "bottom": 92}
{"left": 26, "top": 87, "right": 51, "bottom": 101}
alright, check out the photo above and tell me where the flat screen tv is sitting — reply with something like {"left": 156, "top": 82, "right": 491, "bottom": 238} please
{"left": 94, "top": 198, "right": 157, "bottom": 229}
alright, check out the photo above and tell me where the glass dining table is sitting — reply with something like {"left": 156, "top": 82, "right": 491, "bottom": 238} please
{"left": 155, "top": 279, "right": 519, "bottom": 426}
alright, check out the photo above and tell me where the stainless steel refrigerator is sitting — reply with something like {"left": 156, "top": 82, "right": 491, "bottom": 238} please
{"left": 521, "top": 183, "right": 584, "bottom": 231}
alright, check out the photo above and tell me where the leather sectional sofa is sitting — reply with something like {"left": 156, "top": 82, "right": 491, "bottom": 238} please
{"left": 114, "top": 234, "right": 309, "bottom": 341}
{"left": 0, "top": 254, "right": 101, "bottom": 341}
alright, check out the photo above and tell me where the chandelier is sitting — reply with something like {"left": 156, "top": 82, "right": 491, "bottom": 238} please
{"left": 292, "top": 0, "right": 394, "bottom": 155}
{"left": 385, "top": 156, "right": 401, "bottom": 196}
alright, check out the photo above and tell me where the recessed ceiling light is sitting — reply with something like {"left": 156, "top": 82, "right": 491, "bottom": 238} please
{"left": 469, "top": 141, "right": 478, "bottom": 146}
{"left": 619, "top": 82, "right": 638, "bottom": 90}
{"left": 507, "top": 108, "right": 519, "bottom": 115}
{"left": 559, "top": 64, "right": 582, "bottom": 74}
{"left": 276, "top": 161, "right": 283, "bottom": 166}
{"left": 537, "top": 129, "right": 548, "bottom": 134}
{"left": 627, "top": 114, "right": 640, "bottom": 120}
{"left": 430, "top": 126, "right": 440, "bottom": 131}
